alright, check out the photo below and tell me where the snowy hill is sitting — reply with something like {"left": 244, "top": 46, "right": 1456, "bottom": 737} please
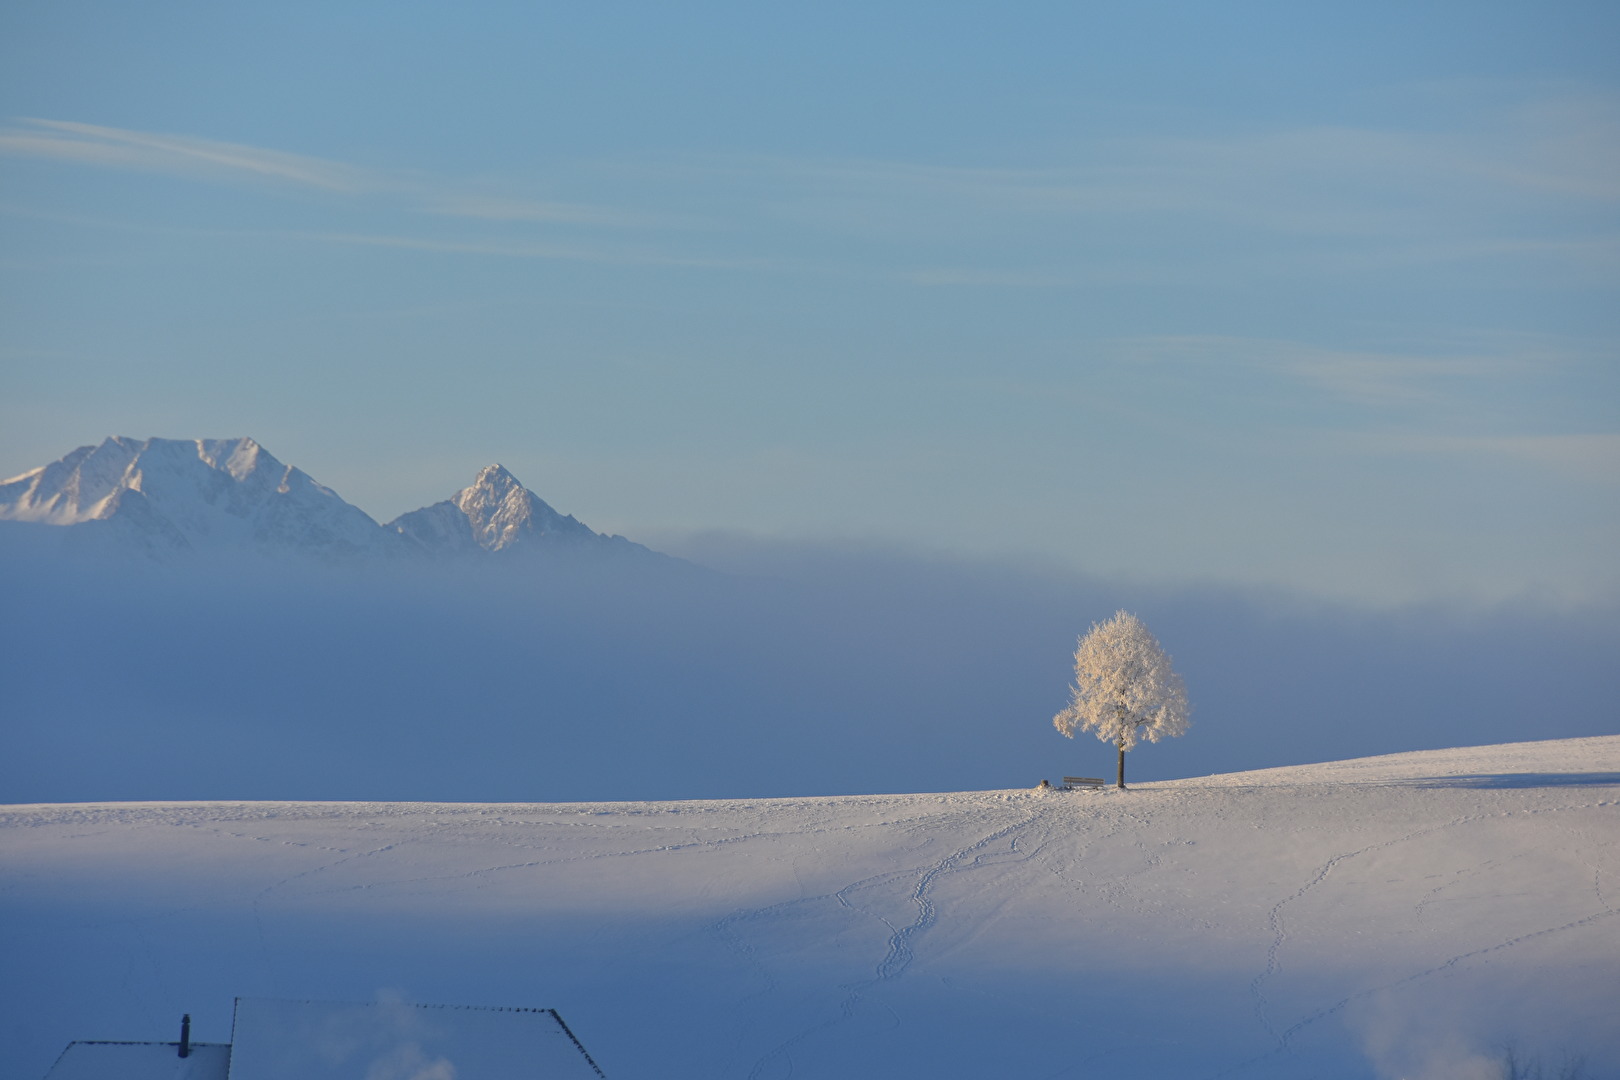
{"left": 3, "top": 737, "right": 1616, "bottom": 1080}
{"left": 0, "top": 437, "right": 667, "bottom": 565}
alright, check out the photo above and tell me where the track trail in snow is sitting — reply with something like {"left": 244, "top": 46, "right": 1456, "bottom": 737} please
{"left": 247, "top": 840, "right": 403, "bottom": 977}
{"left": 5, "top": 738, "right": 1618, "bottom": 1080}
{"left": 738, "top": 800, "right": 1044, "bottom": 1080}
{"left": 227, "top": 803, "right": 921, "bottom": 903}
{"left": 1215, "top": 794, "right": 1620, "bottom": 1079}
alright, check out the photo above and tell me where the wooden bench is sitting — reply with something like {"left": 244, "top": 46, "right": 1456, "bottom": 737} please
{"left": 1061, "top": 776, "right": 1106, "bottom": 791}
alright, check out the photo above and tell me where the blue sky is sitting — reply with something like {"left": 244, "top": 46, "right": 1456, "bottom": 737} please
{"left": 2, "top": 1, "right": 1616, "bottom": 605}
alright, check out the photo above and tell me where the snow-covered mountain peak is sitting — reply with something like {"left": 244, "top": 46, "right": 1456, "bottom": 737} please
{"left": 0, "top": 436, "right": 294, "bottom": 524}
{"left": 197, "top": 436, "right": 271, "bottom": 483}
{"left": 1, "top": 435, "right": 142, "bottom": 523}
{"left": 4, "top": 437, "right": 676, "bottom": 568}
{"left": 0, "top": 436, "right": 394, "bottom": 558}
{"left": 470, "top": 462, "right": 519, "bottom": 489}
{"left": 444, "top": 463, "right": 598, "bottom": 553}
{"left": 386, "top": 461, "right": 669, "bottom": 563}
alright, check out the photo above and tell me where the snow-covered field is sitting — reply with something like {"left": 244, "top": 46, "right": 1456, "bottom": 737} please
{"left": 4, "top": 737, "right": 1617, "bottom": 1080}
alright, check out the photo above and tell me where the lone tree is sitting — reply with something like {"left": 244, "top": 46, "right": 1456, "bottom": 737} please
{"left": 1053, "top": 611, "right": 1190, "bottom": 789}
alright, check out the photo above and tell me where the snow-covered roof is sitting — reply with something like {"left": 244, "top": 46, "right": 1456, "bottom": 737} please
{"left": 39, "top": 1000, "right": 605, "bottom": 1080}
{"left": 42, "top": 1042, "right": 230, "bottom": 1080}
{"left": 226, "top": 998, "right": 606, "bottom": 1080}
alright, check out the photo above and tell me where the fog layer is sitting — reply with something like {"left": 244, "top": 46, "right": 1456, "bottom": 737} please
{"left": 4, "top": 536, "right": 1615, "bottom": 803}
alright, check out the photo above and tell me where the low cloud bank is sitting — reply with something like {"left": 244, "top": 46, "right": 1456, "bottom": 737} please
{"left": 2, "top": 535, "right": 1615, "bottom": 803}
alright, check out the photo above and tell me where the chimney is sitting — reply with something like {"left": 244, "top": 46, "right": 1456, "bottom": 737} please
{"left": 179, "top": 1014, "right": 191, "bottom": 1058}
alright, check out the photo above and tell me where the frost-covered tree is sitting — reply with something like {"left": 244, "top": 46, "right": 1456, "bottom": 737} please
{"left": 1053, "top": 611, "right": 1190, "bottom": 789}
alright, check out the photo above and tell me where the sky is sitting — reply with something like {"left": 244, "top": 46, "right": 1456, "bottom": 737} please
{"left": 1, "top": 1, "right": 1617, "bottom": 606}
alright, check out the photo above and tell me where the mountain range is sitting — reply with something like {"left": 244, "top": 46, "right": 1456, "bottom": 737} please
{"left": 0, "top": 436, "right": 665, "bottom": 564}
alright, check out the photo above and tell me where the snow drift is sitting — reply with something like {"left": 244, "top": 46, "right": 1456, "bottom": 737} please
{"left": 3, "top": 737, "right": 1616, "bottom": 1080}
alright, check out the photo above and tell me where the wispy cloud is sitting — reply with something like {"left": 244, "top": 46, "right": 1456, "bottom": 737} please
{"left": 660, "top": 90, "right": 1620, "bottom": 247}
{"left": 305, "top": 230, "right": 764, "bottom": 269}
{"left": 1098, "top": 333, "right": 1618, "bottom": 484}
{"left": 6, "top": 91, "right": 1616, "bottom": 280}
{"left": 0, "top": 118, "right": 376, "bottom": 191}
{"left": 1377, "top": 432, "right": 1620, "bottom": 482}
{"left": 0, "top": 117, "right": 648, "bottom": 228}
{"left": 1114, "top": 334, "right": 1535, "bottom": 407}
{"left": 901, "top": 266, "right": 1084, "bottom": 288}
{"left": 418, "top": 194, "right": 667, "bottom": 228}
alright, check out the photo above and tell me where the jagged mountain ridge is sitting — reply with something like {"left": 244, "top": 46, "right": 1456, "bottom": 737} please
{"left": 0, "top": 436, "right": 665, "bottom": 564}
{"left": 387, "top": 463, "right": 635, "bottom": 557}
{"left": 0, "top": 436, "right": 395, "bottom": 558}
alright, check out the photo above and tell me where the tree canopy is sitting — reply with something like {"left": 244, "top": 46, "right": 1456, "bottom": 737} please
{"left": 1053, "top": 610, "right": 1190, "bottom": 786}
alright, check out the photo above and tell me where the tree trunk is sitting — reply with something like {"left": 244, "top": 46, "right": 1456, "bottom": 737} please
{"left": 1117, "top": 740, "right": 1126, "bottom": 789}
